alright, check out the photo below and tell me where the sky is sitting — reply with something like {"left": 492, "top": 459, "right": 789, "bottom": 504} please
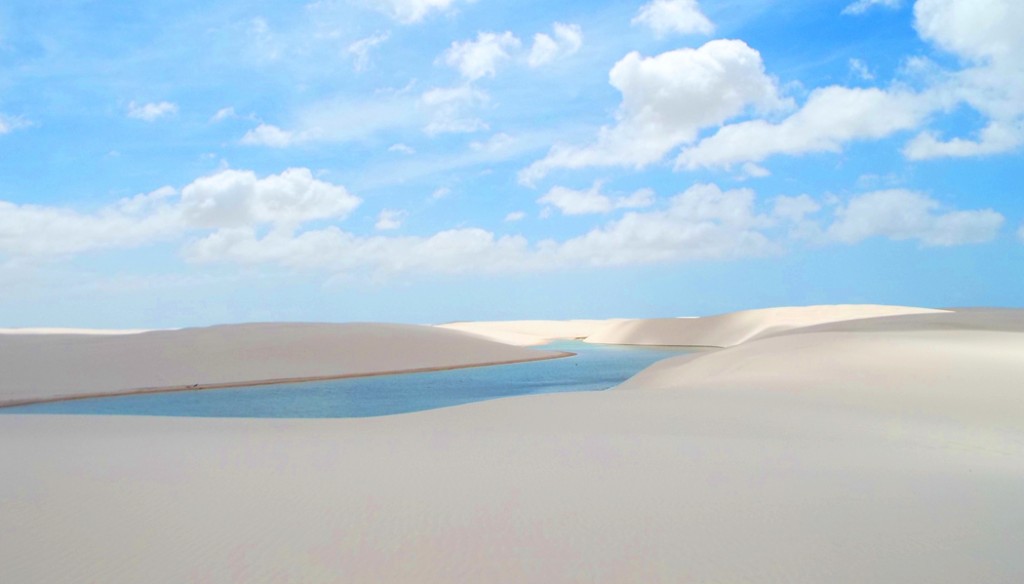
{"left": 0, "top": 0, "right": 1022, "bottom": 327}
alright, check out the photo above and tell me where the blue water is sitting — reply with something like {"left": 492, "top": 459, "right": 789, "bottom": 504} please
{"left": 0, "top": 342, "right": 693, "bottom": 418}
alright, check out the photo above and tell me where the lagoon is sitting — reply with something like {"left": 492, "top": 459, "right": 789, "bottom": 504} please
{"left": 0, "top": 341, "right": 694, "bottom": 418}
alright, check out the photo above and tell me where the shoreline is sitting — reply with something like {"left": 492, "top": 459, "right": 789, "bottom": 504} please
{"left": 0, "top": 350, "right": 575, "bottom": 410}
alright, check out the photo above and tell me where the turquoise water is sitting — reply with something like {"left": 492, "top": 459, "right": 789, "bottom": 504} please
{"left": 0, "top": 341, "right": 693, "bottom": 418}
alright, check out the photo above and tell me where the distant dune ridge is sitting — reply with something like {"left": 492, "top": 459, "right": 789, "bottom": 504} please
{"left": 3, "top": 305, "right": 1024, "bottom": 582}
{"left": 437, "top": 319, "right": 617, "bottom": 346}
{"left": 584, "top": 304, "right": 947, "bottom": 347}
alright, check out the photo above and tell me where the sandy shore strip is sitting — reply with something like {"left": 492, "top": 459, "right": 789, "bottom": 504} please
{"left": 2, "top": 305, "right": 1023, "bottom": 582}
{"left": 0, "top": 322, "right": 570, "bottom": 407}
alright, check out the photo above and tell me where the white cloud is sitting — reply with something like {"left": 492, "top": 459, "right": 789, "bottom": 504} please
{"left": 906, "top": 0, "right": 1024, "bottom": 159}
{"left": 826, "top": 189, "right": 1003, "bottom": 246}
{"left": 551, "top": 184, "right": 777, "bottom": 267}
{"left": 522, "top": 40, "right": 787, "bottom": 184}
{"left": 375, "top": 209, "right": 406, "bottom": 230}
{"left": 632, "top": 0, "right": 714, "bottom": 37}
{"left": 618, "top": 188, "right": 656, "bottom": 209}
{"left": 528, "top": 23, "right": 583, "bottom": 68}
{"left": 538, "top": 182, "right": 655, "bottom": 216}
{"left": 2, "top": 173, "right": 1003, "bottom": 278}
{"left": 539, "top": 184, "right": 613, "bottom": 215}
{"left": 389, "top": 143, "right": 416, "bottom": 154}
{"left": 240, "top": 123, "right": 298, "bottom": 147}
{"left": 677, "top": 86, "right": 929, "bottom": 169}
{"left": 179, "top": 168, "right": 360, "bottom": 229}
{"left": 420, "top": 85, "right": 489, "bottom": 135}
{"left": 127, "top": 101, "right": 178, "bottom": 121}
{"left": 184, "top": 227, "right": 536, "bottom": 274}
{"left": 370, "top": 0, "right": 470, "bottom": 23}
{"left": 184, "top": 183, "right": 779, "bottom": 274}
{"left": 431, "top": 187, "right": 452, "bottom": 199}
{"left": 441, "top": 31, "right": 521, "bottom": 81}
{"left": 739, "top": 162, "right": 771, "bottom": 179}
{"left": 903, "top": 120, "right": 1024, "bottom": 159}
{"left": 0, "top": 189, "right": 181, "bottom": 257}
{"left": 771, "top": 194, "right": 821, "bottom": 223}
{"left": 0, "top": 168, "right": 360, "bottom": 259}
{"left": 348, "top": 32, "right": 390, "bottom": 71}
{"left": 842, "top": 0, "right": 902, "bottom": 16}
{"left": 914, "top": 0, "right": 1022, "bottom": 61}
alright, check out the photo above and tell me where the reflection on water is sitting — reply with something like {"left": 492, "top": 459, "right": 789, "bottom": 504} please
{"left": 1, "top": 341, "right": 694, "bottom": 418}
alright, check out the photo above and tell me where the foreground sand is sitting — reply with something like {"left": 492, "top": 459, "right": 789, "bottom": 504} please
{"left": 0, "top": 323, "right": 566, "bottom": 406}
{"left": 2, "top": 306, "right": 1023, "bottom": 582}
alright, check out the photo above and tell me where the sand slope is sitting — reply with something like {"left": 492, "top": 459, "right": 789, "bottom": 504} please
{"left": 2, "top": 306, "right": 1023, "bottom": 582}
{"left": 0, "top": 322, "right": 564, "bottom": 406}
{"left": 585, "top": 304, "right": 946, "bottom": 347}
{"left": 2, "top": 387, "right": 1022, "bottom": 583}
{"left": 437, "top": 319, "right": 616, "bottom": 346}
{"left": 616, "top": 309, "right": 1024, "bottom": 428}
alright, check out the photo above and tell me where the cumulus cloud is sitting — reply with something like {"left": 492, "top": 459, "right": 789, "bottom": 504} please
{"left": 0, "top": 168, "right": 360, "bottom": 258}
{"left": 370, "top": 0, "right": 470, "bottom": 23}
{"left": 906, "top": 0, "right": 1024, "bottom": 159}
{"left": 842, "top": 0, "right": 903, "bottom": 16}
{"left": 184, "top": 183, "right": 779, "bottom": 274}
{"left": 522, "top": 40, "right": 787, "bottom": 184}
{"left": 127, "top": 101, "right": 178, "bottom": 121}
{"left": 4, "top": 174, "right": 1002, "bottom": 276}
{"left": 240, "top": 123, "right": 297, "bottom": 147}
{"left": 528, "top": 23, "right": 583, "bottom": 67}
{"left": 903, "top": 120, "right": 1024, "bottom": 159}
{"left": 441, "top": 31, "right": 521, "bottom": 81}
{"left": 677, "top": 86, "right": 929, "bottom": 169}
{"left": 632, "top": 0, "right": 714, "bottom": 37}
{"left": 826, "top": 189, "right": 1003, "bottom": 246}
{"left": 179, "top": 168, "right": 360, "bottom": 229}
{"left": 538, "top": 182, "right": 654, "bottom": 216}
{"left": 0, "top": 189, "right": 182, "bottom": 257}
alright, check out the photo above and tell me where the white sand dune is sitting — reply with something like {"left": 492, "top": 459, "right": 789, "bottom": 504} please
{"left": 0, "top": 322, "right": 566, "bottom": 406}
{"left": 437, "top": 319, "right": 616, "bottom": 346}
{"left": 2, "top": 385, "right": 1022, "bottom": 583}
{"left": 2, "top": 305, "right": 1023, "bottom": 582}
{"left": 616, "top": 309, "right": 1024, "bottom": 429}
{"left": 585, "top": 304, "right": 946, "bottom": 347}
{"left": 0, "top": 327, "right": 155, "bottom": 335}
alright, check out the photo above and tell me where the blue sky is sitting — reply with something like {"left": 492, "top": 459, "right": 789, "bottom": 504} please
{"left": 1, "top": 0, "right": 1022, "bottom": 327}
